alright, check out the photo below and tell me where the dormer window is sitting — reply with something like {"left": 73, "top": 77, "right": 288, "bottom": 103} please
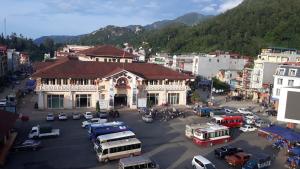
{"left": 276, "top": 68, "right": 285, "bottom": 76}
{"left": 289, "top": 69, "right": 297, "bottom": 76}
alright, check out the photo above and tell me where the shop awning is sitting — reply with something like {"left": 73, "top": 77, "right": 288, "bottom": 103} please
{"left": 260, "top": 125, "right": 300, "bottom": 142}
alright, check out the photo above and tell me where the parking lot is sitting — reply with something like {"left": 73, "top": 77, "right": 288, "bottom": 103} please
{"left": 1, "top": 93, "right": 289, "bottom": 169}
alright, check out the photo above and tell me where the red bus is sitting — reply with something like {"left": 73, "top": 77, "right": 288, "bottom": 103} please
{"left": 193, "top": 123, "right": 231, "bottom": 147}
{"left": 212, "top": 115, "right": 243, "bottom": 128}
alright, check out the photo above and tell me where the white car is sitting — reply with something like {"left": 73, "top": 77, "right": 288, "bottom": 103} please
{"left": 81, "top": 118, "right": 108, "bottom": 128}
{"left": 46, "top": 113, "right": 55, "bottom": 121}
{"left": 244, "top": 116, "right": 255, "bottom": 124}
{"left": 240, "top": 125, "right": 257, "bottom": 132}
{"left": 58, "top": 113, "right": 68, "bottom": 120}
{"left": 237, "top": 108, "right": 253, "bottom": 115}
{"left": 84, "top": 112, "right": 93, "bottom": 119}
{"left": 192, "top": 155, "right": 216, "bottom": 169}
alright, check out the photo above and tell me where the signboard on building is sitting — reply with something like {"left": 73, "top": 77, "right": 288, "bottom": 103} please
{"left": 137, "top": 98, "right": 147, "bottom": 108}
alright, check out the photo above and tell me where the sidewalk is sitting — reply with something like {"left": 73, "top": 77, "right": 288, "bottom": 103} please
{"left": 0, "top": 132, "right": 17, "bottom": 166}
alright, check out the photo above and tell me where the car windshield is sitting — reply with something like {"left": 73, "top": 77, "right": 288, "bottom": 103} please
{"left": 205, "top": 164, "right": 216, "bottom": 169}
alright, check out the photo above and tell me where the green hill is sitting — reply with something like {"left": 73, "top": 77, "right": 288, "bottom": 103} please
{"left": 152, "top": 0, "right": 300, "bottom": 56}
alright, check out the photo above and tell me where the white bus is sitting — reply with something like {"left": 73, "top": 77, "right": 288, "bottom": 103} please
{"left": 119, "top": 155, "right": 159, "bottom": 169}
{"left": 96, "top": 138, "right": 142, "bottom": 162}
{"left": 94, "top": 131, "right": 136, "bottom": 151}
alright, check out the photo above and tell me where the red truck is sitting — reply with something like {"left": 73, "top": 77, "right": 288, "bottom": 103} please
{"left": 225, "top": 152, "right": 251, "bottom": 167}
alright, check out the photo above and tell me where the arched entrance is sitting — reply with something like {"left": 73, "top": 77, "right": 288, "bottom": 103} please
{"left": 114, "top": 94, "right": 127, "bottom": 107}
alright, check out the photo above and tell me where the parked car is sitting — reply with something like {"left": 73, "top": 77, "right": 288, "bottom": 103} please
{"left": 214, "top": 146, "right": 243, "bottom": 159}
{"left": 97, "top": 112, "right": 109, "bottom": 119}
{"left": 13, "top": 139, "right": 41, "bottom": 151}
{"left": 72, "top": 112, "right": 81, "bottom": 120}
{"left": 242, "top": 153, "right": 272, "bottom": 169}
{"left": 231, "top": 96, "right": 242, "bottom": 101}
{"left": 255, "top": 120, "right": 270, "bottom": 128}
{"left": 46, "top": 113, "right": 55, "bottom": 121}
{"left": 58, "top": 113, "right": 68, "bottom": 120}
{"left": 238, "top": 108, "right": 253, "bottom": 115}
{"left": 81, "top": 118, "right": 108, "bottom": 128}
{"left": 84, "top": 112, "right": 93, "bottom": 119}
{"left": 225, "top": 152, "right": 251, "bottom": 167}
{"left": 192, "top": 155, "right": 216, "bottom": 169}
{"left": 240, "top": 125, "right": 257, "bottom": 132}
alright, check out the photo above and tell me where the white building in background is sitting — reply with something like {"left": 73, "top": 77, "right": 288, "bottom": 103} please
{"left": 195, "top": 53, "right": 248, "bottom": 79}
{"left": 62, "top": 45, "right": 93, "bottom": 53}
{"left": 7, "top": 49, "right": 20, "bottom": 72}
{"left": 251, "top": 48, "right": 300, "bottom": 91}
{"left": 272, "top": 63, "right": 300, "bottom": 100}
{"left": 251, "top": 61, "right": 278, "bottom": 90}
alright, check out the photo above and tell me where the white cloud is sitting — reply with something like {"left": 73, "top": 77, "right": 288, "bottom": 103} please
{"left": 217, "top": 0, "right": 244, "bottom": 13}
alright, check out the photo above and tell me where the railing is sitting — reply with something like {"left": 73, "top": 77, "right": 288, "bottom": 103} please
{"left": 145, "top": 85, "right": 188, "bottom": 91}
{"left": 36, "top": 85, "right": 98, "bottom": 92}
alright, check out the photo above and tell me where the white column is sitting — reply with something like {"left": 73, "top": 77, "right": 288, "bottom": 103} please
{"left": 108, "top": 78, "right": 114, "bottom": 109}
{"left": 38, "top": 91, "right": 44, "bottom": 109}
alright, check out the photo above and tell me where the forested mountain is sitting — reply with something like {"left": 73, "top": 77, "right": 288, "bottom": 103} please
{"left": 156, "top": 0, "right": 300, "bottom": 56}
{"left": 144, "top": 12, "right": 212, "bottom": 30}
{"left": 34, "top": 0, "right": 300, "bottom": 57}
{"left": 33, "top": 12, "right": 211, "bottom": 45}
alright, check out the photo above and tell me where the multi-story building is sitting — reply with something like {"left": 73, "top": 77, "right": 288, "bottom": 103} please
{"left": 251, "top": 47, "right": 300, "bottom": 102}
{"left": 216, "top": 69, "right": 242, "bottom": 90}
{"left": 0, "top": 46, "right": 7, "bottom": 77}
{"left": 252, "top": 47, "right": 300, "bottom": 89}
{"left": 272, "top": 63, "right": 300, "bottom": 100}
{"left": 77, "top": 45, "right": 137, "bottom": 63}
{"left": 32, "top": 59, "right": 193, "bottom": 110}
{"left": 242, "top": 68, "right": 253, "bottom": 90}
{"left": 7, "top": 49, "right": 20, "bottom": 73}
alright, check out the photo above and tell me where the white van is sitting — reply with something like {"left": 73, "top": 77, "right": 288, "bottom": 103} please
{"left": 119, "top": 155, "right": 159, "bottom": 169}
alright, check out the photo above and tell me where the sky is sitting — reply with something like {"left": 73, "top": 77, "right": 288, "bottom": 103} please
{"left": 0, "top": 0, "right": 243, "bottom": 39}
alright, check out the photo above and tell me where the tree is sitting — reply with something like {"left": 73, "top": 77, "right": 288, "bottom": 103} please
{"left": 212, "top": 77, "right": 230, "bottom": 92}
{"left": 191, "top": 91, "right": 201, "bottom": 103}
{"left": 96, "top": 101, "right": 100, "bottom": 112}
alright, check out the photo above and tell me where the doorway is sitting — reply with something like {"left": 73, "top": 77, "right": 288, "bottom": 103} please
{"left": 114, "top": 94, "right": 127, "bottom": 107}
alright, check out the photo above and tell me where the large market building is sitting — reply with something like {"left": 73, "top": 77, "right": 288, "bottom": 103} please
{"left": 32, "top": 58, "right": 193, "bottom": 110}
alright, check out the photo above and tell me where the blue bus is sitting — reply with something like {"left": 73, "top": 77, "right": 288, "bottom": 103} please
{"left": 88, "top": 122, "right": 129, "bottom": 140}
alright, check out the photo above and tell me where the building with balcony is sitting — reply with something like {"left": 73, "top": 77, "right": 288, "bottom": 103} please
{"left": 77, "top": 45, "right": 138, "bottom": 63}
{"left": 251, "top": 47, "right": 300, "bottom": 90}
{"left": 32, "top": 59, "right": 193, "bottom": 110}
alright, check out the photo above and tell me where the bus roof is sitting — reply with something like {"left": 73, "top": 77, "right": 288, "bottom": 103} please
{"left": 97, "top": 131, "right": 135, "bottom": 141}
{"left": 90, "top": 121, "right": 124, "bottom": 128}
{"left": 195, "top": 123, "right": 229, "bottom": 133}
{"left": 101, "top": 138, "right": 141, "bottom": 149}
{"left": 119, "top": 155, "right": 152, "bottom": 166}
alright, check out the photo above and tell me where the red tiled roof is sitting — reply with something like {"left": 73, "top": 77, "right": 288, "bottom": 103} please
{"left": 0, "top": 110, "right": 18, "bottom": 136}
{"left": 78, "top": 45, "right": 136, "bottom": 59}
{"left": 32, "top": 60, "right": 193, "bottom": 80}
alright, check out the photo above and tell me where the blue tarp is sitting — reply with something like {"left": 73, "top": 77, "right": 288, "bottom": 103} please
{"left": 261, "top": 125, "right": 300, "bottom": 142}
{"left": 291, "top": 147, "right": 300, "bottom": 156}
{"left": 26, "top": 80, "right": 36, "bottom": 90}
